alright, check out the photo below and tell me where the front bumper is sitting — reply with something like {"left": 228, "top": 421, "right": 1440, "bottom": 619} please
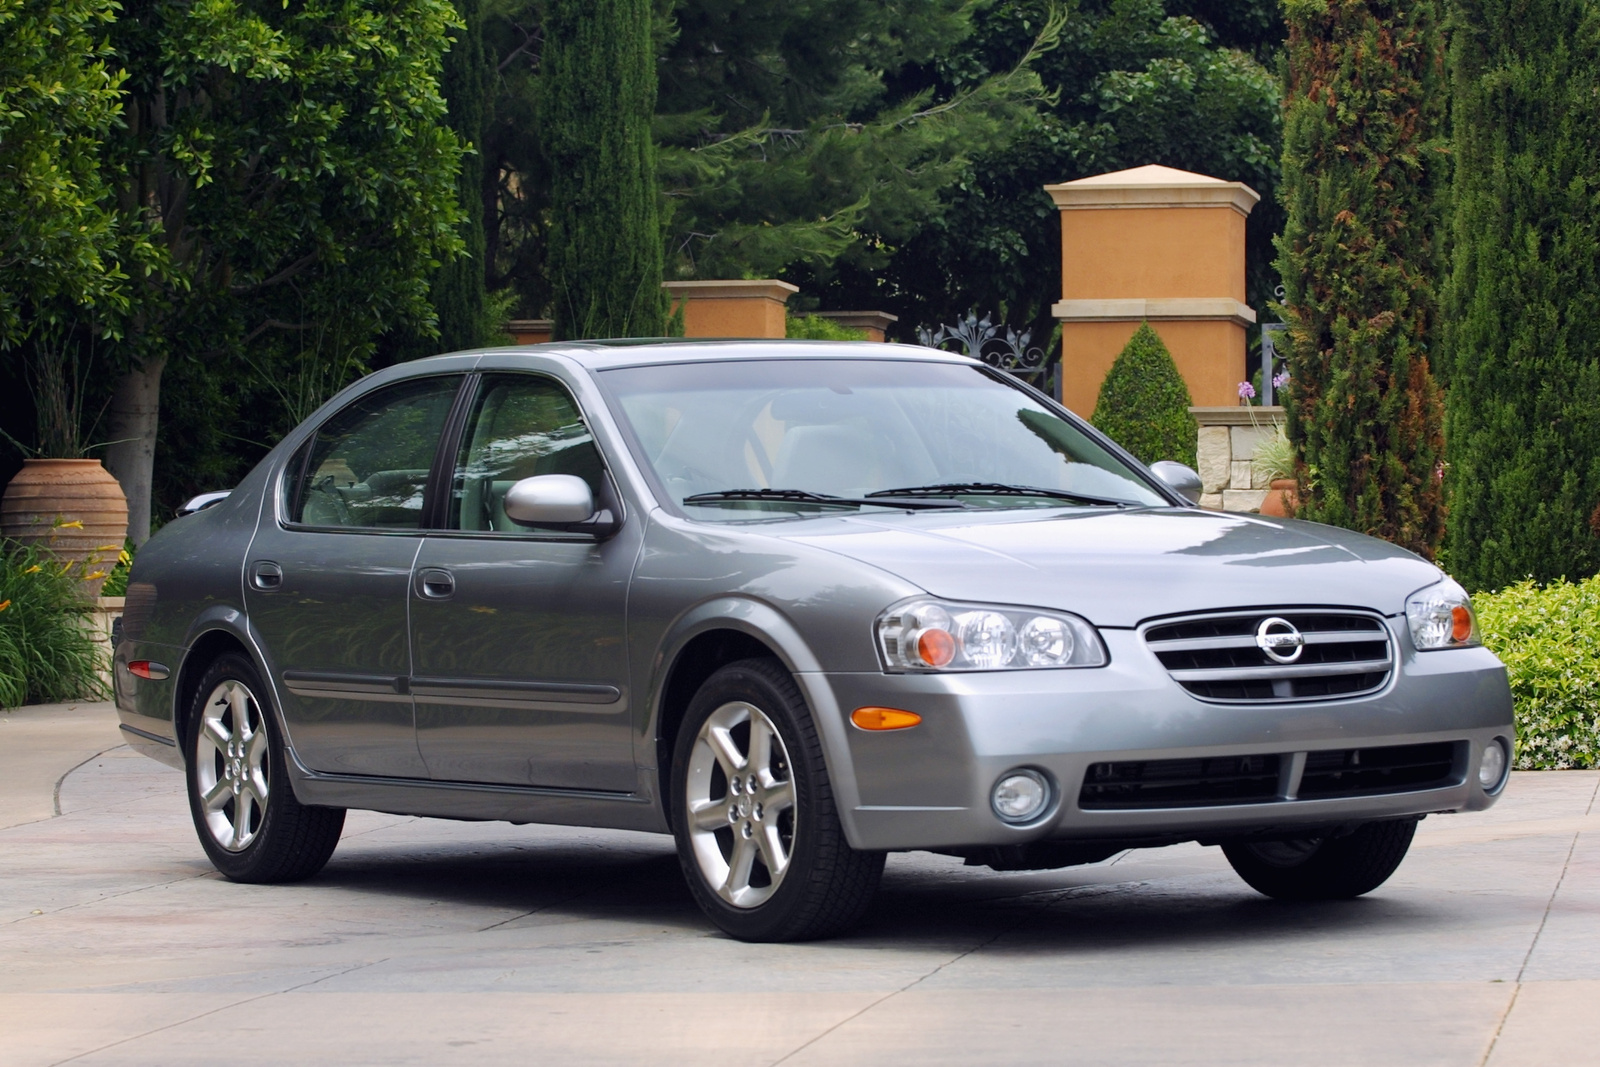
{"left": 818, "top": 628, "right": 1514, "bottom": 852}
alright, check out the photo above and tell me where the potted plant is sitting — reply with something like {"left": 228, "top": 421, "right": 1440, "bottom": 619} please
{"left": 0, "top": 334, "right": 129, "bottom": 598}
{"left": 1252, "top": 422, "right": 1298, "bottom": 518}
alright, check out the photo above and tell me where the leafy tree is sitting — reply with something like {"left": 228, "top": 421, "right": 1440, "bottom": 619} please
{"left": 541, "top": 0, "right": 667, "bottom": 338}
{"left": 1275, "top": 0, "right": 1447, "bottom": 558}
{"left": 95, "top": 0, "right": 466, "bottom": 541}
{"left": 0, "top": 0, "right": 129, "bottom": 347}
{"left": 1442, "top": 0, "right": 1600, "bottom": 588}
{"left": 1090, "top": 322, "right": 1196, "bottom": 467}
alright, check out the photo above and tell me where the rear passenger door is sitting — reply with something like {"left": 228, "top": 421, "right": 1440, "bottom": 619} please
{"left": 245, "top": 374, "right": 464, "bottom": 778}
{"left": 409, "top": 372, "right": 640, "bottom": 791}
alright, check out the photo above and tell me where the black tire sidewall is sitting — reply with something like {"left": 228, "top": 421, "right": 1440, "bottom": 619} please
{"left": 183, "top": 653, "right": 303, "bottom": 881}
{"left": 669, "top": 659, "right": 847, "bottom": 941}
{"left": 1224, "top": 819, "right": 1418, "bottom": 901}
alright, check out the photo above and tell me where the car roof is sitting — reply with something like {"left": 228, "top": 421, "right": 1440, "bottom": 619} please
{"left": 405, "top": 338, "right": 978, "bottom": 372}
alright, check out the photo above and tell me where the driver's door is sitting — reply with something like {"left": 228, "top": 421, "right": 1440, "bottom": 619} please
{"left": 409, "top": 372, "right": 639, "bottom": 791}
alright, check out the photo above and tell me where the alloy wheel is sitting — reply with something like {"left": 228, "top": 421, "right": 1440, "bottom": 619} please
{"left": 194, "top": 679, "right": 270, "bottom": 852}
{"left": 683, "top": 701, "right": 797, "bottom": 908}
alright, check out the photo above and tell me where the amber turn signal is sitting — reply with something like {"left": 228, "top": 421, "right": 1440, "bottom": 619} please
{"left": 1451, "top": 605, "right": 1473, "bottom": 643}
{"left": 851, "top": 706, "right": 922, "bottom": 731}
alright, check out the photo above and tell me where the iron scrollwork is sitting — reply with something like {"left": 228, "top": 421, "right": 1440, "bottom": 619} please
{"left": 917, "top": 312, "right": 1059, "bottom": 394}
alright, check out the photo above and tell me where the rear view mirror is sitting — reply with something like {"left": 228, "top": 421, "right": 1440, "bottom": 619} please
{"left": 1149, "top": 461, "right": 1203, "bottom": 506}
{"left": 503, "top": 475, "right": 596, "bottom": 526}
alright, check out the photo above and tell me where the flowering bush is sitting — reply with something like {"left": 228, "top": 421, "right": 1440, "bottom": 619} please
{"left": 0, "top": 541, "right": 106, "bottom": 708}
{"left": 1474, "top": 574, "right": 1600, "bottom": 769}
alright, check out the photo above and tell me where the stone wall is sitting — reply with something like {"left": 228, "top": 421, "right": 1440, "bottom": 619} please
{"left": 1192, "top": 405, "right": 1285, "bottom": 512}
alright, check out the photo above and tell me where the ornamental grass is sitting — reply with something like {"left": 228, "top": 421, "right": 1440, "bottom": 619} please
{"left": 0, "top": 540, "right": 107, "bottom": 708}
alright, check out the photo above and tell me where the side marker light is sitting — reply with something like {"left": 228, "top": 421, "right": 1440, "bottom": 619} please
{"left": 851, "top": 707, "right": 923, "bottom": 731}
{"left": 127, "top": 661, "right": 170, "bottom": 681}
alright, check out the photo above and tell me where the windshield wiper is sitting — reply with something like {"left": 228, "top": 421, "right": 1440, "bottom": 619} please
{"left": 866, "top": 482, "right": 1128, "bottom": 507}
{"left": 682, "top": 488, "right": 966, "bottom": 511}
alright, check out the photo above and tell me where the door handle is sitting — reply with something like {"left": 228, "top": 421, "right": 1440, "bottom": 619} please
{"left": 250, "top": 560, "right": 283, "bottom": 590}
{"left": 417, "top": 567, "right": 455, "bottom": 599}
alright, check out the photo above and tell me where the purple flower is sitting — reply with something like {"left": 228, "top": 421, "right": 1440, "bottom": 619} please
{"left": 1238, "top": 381, "right": 1257, "bottom": 400}
{"left": 1272, "top": 371, "right": 1290, "bottom": 389}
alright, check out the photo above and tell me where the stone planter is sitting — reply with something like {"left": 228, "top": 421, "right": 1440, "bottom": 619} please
{"left": 1257, "top": 477, "right": 1299, "bottom": 518}
{"left": 1, "top": 458, "right": 129, "bottom": 598}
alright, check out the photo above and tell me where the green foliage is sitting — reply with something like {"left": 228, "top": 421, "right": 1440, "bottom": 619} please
{"left": 1441, "top": 0, "right": 1600, "bottom": 589}
{"left": 98, "top": 0, "right": 469, "bottom": 516}
{"left": 99, "top": 539, "right": 133, "bottom": 598}
{"left": 1090, "top": 323, "right": 1197, "bottom": 467}
{"left": 542, "top": 0, "right": 667, "bottom": 339}
{"left": 0, "top": 0, "right": 130, "bottom": 346}
{"left": 1275, "top": 0, "right": 1447, "bottom": 557}
{"left": 0, "top": 541, "right": 106, "bottom": 708}
{"left": 1251, "top": 422, "right": 1294, "bottom": 484}
{"left": 785, "top": 315, "right": 867, "bottom": 341}
{"left": 820, "top": 0, "right": 1284, "bottom": 343}
{"left": 1476, "top": 576, "right": 1600, "bottom": 770}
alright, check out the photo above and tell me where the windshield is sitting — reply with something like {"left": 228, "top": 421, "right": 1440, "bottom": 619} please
{"left": 600, "top": 358, "right": 1170, "bottom": 519}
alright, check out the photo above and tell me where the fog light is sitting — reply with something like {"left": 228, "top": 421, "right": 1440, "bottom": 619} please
{"left": 992, "top": 769, "right": 1050, "bottom": 823}
{"left": 1478, "top": 740, "right": 1508, "bottom": 791}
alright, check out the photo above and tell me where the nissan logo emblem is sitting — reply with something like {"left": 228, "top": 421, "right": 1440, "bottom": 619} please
{"left": 1255, "top": 617, "right": 1306, "bottom": 664}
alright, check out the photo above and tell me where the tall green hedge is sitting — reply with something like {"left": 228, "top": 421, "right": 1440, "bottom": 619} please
{"left": 431, "top": 0, "right": 489, "bottom": 353}
{"left": 1276, "top": 0, "right": 1447, "bottom": 558}
{"left": 542, "top": 0, "right": 667, "bottom": 340}
{"left": 1090, "top": 323, "right": 1197, "bottom": 468}
{"left": 1441, "top": 0, "right": 1600, "bottom": 590}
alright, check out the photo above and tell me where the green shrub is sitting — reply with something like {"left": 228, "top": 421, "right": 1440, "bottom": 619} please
{"left": 1475, "top": 574, "right": 1600, "bottom": 769}
{"left": 786, "top": 314, "right": 867, "bottom": 341}
{"left": 100, "top": 540, "right": 134, "bottom": 598}
{"left": 0, "top": 541, "right": 107, "bottom": 708}
{"left": 1090, "top": 323, "right": 1197, "bottom": 468}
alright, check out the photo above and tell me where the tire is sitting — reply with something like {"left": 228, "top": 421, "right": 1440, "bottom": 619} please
{"left": 184, "top": 653, "right": 345, "bottom": 883}
{"left": 1222, "top": 819, "right": 1418, "bottom": 901}
{"left": 670, "top": 658, "right": 884, "bottom": 942}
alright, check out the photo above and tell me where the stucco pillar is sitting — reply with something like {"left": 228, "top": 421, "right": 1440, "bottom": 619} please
{"left": 663, "top": 280, "right": 798, "bottom": 338}
{"left": 1043, "top": 165, "right": 1260, "bottom": 415}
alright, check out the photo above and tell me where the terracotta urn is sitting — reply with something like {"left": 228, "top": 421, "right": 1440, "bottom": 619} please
{"left": 1257, "top": 477, "right": 1299, "bottom": 519}
{"left": 1, "top": 459, "right": 130, "bottom": 598}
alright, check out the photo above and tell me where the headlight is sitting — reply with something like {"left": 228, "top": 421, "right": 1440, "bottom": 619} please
{"left": 877, "top": 599, "right": 1107, "bottom": 671}
{"left": 1405, "top": 578, "right": 1480, "bottom": 650}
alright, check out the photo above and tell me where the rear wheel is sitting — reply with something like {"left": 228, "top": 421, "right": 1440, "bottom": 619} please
{"left": 185, "top": 653, "right": 345, "bottom": 882}
{"left": 671, "top": 658, "right": 884, "bottom": 941}
{"left": 1223, "top": 819, "right": 1418, "bottom": 901}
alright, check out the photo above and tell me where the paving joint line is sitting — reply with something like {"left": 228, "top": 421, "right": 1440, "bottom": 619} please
{"left": 1476, "top": 794, "right": 1588, "bottom": 1067}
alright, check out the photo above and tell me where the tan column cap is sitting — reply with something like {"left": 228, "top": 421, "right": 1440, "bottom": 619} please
{"left": 1044, "top": 164, "right": 1260, "bottom": 217}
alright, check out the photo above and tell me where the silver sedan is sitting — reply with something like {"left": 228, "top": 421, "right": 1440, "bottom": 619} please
{"left": 114, "top": 341, "right": 1514, "bottom": 941}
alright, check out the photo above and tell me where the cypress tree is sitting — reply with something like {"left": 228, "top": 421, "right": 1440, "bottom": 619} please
{"left": 432, "top": 0, "right": 489, "bottom": 352}
{"left": 541, "top": 0, "right": 667, "bottom": 339}
{"left": 1090, "top": 323, "right": 1198, "bottom": 468}
{"left": 1442, "top": 0, "right": 1600, "bottom": 588}
{"left": 1275, "top": 0, "right": 1448, "bottom": 557}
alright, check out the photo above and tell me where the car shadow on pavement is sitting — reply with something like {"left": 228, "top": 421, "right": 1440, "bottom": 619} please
{"left": 299, "top": 835, "right": 1443, "bottom": 949}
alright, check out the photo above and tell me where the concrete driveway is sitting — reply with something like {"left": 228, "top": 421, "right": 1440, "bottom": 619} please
{"left": 2, "top": 701, "right": 1598, "bottom": 1067}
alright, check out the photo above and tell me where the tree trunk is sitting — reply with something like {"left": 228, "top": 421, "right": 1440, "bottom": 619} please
{"left": 102, "top": 356, "right": 166, "bottom": 545}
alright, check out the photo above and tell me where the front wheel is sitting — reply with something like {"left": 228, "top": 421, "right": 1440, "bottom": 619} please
{"left": 1222, "top": 819, "right": 1418, "bottom": 901}
{"left": 185, "top": 653, "right": 345, "bottom": 883}
{"left": 671, "top": 658, "right": 884, "bottom": 942}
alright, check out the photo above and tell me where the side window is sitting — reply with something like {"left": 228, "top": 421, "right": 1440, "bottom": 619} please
{"left": 448, "top": 374, "right": 607, "bottom": 532}
{"left": 289, "top": 376, "right": 463, "bottom": 529}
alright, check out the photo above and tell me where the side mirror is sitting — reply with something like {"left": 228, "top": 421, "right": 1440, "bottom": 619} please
{"left": 503, "top": 474, "right": 596, "bottom": 526}
{"left": 1149, "top": 461, "right": 1203, "bottom": 506}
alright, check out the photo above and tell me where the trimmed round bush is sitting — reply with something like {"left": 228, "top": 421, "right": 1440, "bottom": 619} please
{"left": 1090, "top": 322, "right": 1197, "bottom": 468}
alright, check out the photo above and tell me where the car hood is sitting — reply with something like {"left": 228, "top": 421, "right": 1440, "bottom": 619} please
{"left": 773, "top": 506, "right": 1442, "bottom": 627}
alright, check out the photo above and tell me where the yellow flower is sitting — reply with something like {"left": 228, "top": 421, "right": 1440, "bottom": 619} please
{"left": 0, "top": 600, "right": 10, "bottom": 612}
{"left": 23, "top": 565, "right": 40, "bottom": 574}
{"left": 55, "top": 520, "right": 84, "bottom": 530}
{"left": 95, "top": 543, "right": 121, "bottom": 552}
{"left": 117, "top": 550, "right": 132, "bottom": 565}
{"left": 84, "top": 571, "right": 108, "bottom": 581}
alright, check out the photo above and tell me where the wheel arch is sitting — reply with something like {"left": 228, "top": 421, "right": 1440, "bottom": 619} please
{"left": 648, "top": 598, "right": 864, "bottom": 843}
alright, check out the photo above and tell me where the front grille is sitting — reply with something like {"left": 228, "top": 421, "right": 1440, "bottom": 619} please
{"left": 1076, "top": 742, "right": 1463, "bottom": 810}
{"left": 1080, "top": 754, "right": 1281, "bottom": 809}
{"left": 1144, "top": 609, "right": 1393, "bottom": 703}
{"left": 1298, "top": 742, "right": 1459, "bottom": 798}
